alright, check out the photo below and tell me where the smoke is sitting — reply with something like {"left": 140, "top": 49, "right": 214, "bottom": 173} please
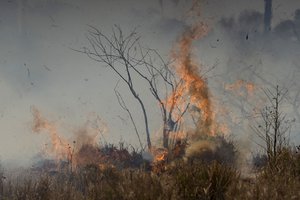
{"left": 220, "top": 10, "right": 264, "bottom": 33}
{"left": 167, "top": 1, "right": 300, "bottom": 164}
{"left": 184, "top": 136, "right": 237, "bottom": 165}
{"left": 218, "top": 8, "right": 300, "bottom": 105}
{"left": 219, "top": 8, "right": 300, "bottom": 57}
{"left": 31, "top": 106, "right": 106, "bottom": 166}
{"left": 273, "top": 10, "right": 300, "bottom": 41}
{"left": 208, "top": 6, "right": 300, "bottom": 155}
{"left": 185, "top": 140, "right": 217, "bottom": 159}
{"left": 1, "top": 0, "right": 300, "bottom": 168}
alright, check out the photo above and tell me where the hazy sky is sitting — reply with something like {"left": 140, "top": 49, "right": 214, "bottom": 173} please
{"left": 0, "top": 0, "right": 300, "bottom": 165}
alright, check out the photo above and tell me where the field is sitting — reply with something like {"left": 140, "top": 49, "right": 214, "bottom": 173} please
{"left": 0, "top": 141, "right": 299, "bottom": 200}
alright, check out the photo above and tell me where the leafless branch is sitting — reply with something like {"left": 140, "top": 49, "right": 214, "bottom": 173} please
{"left": 76, "top": 25, "right": 191, "bottom": 149}
{"left": 114, "top": 82, "right": 144, "bottom": 151}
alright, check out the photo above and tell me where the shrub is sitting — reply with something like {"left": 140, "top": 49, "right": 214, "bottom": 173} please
{"left": 169, "top": 160, "right": 238, "bottom": 200}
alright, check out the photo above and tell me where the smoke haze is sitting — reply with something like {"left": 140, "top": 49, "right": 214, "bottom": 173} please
{"left": 0, "top": 0, "right": 299, "bottom": 165}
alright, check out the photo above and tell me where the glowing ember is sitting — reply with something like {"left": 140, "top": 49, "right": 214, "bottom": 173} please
{"left": 156, "top": 154, "right": 166, "bottom": 162}
{"left": 152, "top": 147, "right": 168, "bottom": 163}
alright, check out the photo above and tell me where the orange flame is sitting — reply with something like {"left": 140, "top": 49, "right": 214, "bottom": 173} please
{"left": 156, "top": 154, "right": 166, "bottom": 162}
{"left": 170, "top": 24, "right": 216, "bottom": 137}
{"left": 31, "top": 106, "right": 71, "bottom": 161}
{"left": 31, "top": 107, "right": 105, "bottom": 168}
{"left": 225, "top": 80, "right": 256, "bottom": 97}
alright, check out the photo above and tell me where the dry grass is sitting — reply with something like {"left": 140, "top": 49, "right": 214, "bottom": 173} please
{"left": 0, "top": 162, "right": 230, "bottom": 200}
{"left": 0, "top": 144, "right": 299, "bottom": 199}
{"left": 228, "top": 148, "right": 300, "bottom": 200}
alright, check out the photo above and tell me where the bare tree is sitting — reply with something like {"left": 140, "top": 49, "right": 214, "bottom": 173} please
{"left": 76, "top": 25, "right": 189, "bottom": 150}
{"left": 252, "top": 85, "right": 292, "bottom": 163}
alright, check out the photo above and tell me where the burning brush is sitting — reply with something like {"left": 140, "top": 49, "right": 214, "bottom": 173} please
{"left": 31, "top": 107, "right": 147, "bottom": 172}
{"left": 151, "top": 4, "right": 237, "bottom": 166}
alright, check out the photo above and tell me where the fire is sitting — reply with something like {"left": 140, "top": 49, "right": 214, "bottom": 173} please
{"left": 156, "top": 153, "right": 166, "bottom": 162}
{"left": 31, "top": 106, "right": 71, "bottom": 161}
{"left": 157, "top": 3, "right": 235, "bottom": 163}
{"left": 31, "top": 107, "right": 106, "bottom": 169}
{"left": 151, "top": 147, "right": 168, "bottom": 163}
{"left": 170, "top": 23, "right": 216, "bottom": 137}
{"left": 225, "top": 80, "right": 256, "bottom": 97}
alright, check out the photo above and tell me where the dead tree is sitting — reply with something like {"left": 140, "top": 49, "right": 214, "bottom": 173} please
{"left": 252, "top": 85, "right": 292, "bottom": 163}
{"left": 77, "top": 25, "right": 189, "bottom": 150}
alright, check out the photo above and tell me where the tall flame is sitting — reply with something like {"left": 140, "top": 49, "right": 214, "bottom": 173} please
{"left": 171, "top": 24, "right": 215, "bottom": 137}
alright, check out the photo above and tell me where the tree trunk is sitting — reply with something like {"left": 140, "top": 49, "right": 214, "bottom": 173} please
{"left": 163, "top": 127, "right": 169, "bottom": 149}
{"left": 135, "top": 96, "right": 152, "bottom": 150}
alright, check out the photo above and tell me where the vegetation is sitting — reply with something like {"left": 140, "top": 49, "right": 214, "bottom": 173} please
{"left": 0, "top": 85, "right": 299, "bottom": 199}
{"left": 76, "top": 26, "right": 190, "bottom": 150}
{"left": 1, "top": 19, "right": 299, "bottom": 198}
{"left": 228, "top": 148, "right": 300, "bottom": 200}
{"left": 0, "top": 137, "right": 299, "bottom": 200}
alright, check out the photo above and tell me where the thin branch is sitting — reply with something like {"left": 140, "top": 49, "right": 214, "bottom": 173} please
{"left": 114, "top": 82, "right": 144, "bottom": 150}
